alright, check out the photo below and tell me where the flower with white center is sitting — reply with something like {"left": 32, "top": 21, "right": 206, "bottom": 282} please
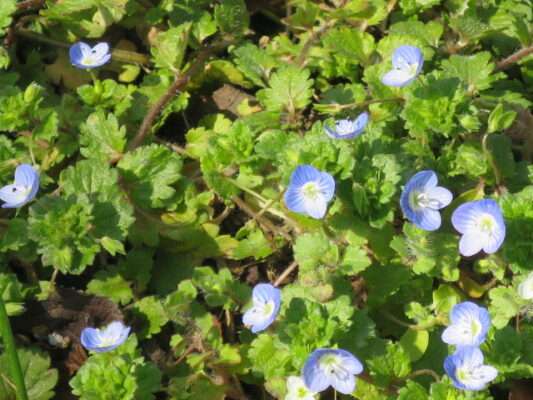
{"left": 451, "top": 199, "right": 506, "bottom": 257}
{"left": 242, "top": 283, "right": 281, "bottom": 333}
{"left": 285, "top": 376, "right": 317, "bottom": 400}
{"left": 81, "top": 321, "right": 131, "bottom": 353}
{"left": 400, "top": 170, "right": 453, "bottom": 231}
{"left": 69, "top": 42, "right": 111, "bottom": 69}
{"left": 284, "top": 165, "right": 335, "bottom": 219}
{"left": 324, "top": 112, "right": 369, "bottom": 140}
{"left": 444, "top": 346, "right": 498, "bottom": 391}
{"left": 518, "top": 272, "right": 533, "bottom": 300}
{"left": 382, "top": 45, "right": 424, "bottom": 87}
{"left": 302, "top": 348, "right": 363, "bottom": 395}
{"left": 441, "top": 301, "right": 490, "bottom": 347}
{"left": 0, "top": 164, "right": 39, "bottom": 209}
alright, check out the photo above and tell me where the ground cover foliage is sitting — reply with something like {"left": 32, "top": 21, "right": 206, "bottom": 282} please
{"left": 1, "top": 0, "right": 533, "bottom": 399}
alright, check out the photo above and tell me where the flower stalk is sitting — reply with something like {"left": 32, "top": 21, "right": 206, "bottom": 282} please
{"left": 0, "top": 298, "right": 28, "bottom": 400}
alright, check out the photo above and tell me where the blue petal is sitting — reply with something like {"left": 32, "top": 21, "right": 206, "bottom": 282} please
{"left": 334, "top": 349, "right": 363, "bottom": 375}
{"left": 417, "top": 208, "right": 442, "bottom": 231}
{"left": 325, "top": 112, "right": 369, "bottom": 140}
{"left": 303, "top": 349, "right": 331, "bottom": 393}
{"left": 0, "top": 185, "right": 29, "bottom": 208}
{"left": 381, "top": 69, "right": 416, "bottom": 87}
{"left": 90, "top": 42, "right": 110, "bottom": 60}
{"left": 253, "top": 283, "right": 281, "bottom": 305}
{"left": 425, "top": 186, "right": 453, "bottom": 209}
{"left": 330, "top": 373, "right": 355, "bottom": 395}
{"left": 15, "top": 164, "right": 38, "bottom": 187}
{"left": 289, "top": 165, "right": 321, "bottom": 187}
{"left": 304, "top": 196, "right": 328, "bottom": 219}
{"left": 392, "top": 46, "right": 424, "bottom": 71}
{"left": 459, "top": 233, "right": 484, "bottom": 257}
{"left": 284, "top": 186, "right": 307, "bottom": 214}
{"left": 69, "top": 42, "right": 91, "bottom": 65}
{"left": 80, "top": 327, "right": 102, "bottom": 350}
{"left": 317, "top": 171, "right": 335, "bottom": 202}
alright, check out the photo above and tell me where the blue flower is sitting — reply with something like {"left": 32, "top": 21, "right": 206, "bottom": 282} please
{"left": 324, "top": 112, "right": 369, "bottom": 140}
{"left": 400, "top": 170, "right": 453, "bottom": 231}
{"left": 81, "top": 321, "right": 131, "bottom": 353}
{"left": 382, "top": 45, "right": 424, "bottom": 87}
{"left": 441, "top": 301, "right": 490, "bottom": 347}
{"left": 0, "top": 164, "right": 39, "bottom": 209}
{"left": 302, "top": 348, "right": 363, "bottom": 395}
{"left": 444, "top": 346, "right": 498, "bottom": 391}
{"left": 69, "top": 42, "right": 111, "bottom": 69}
{"left": 451, "top": 199, "right": 506, "bottom": 257}
{"left": 284, "top": 165, "right": 335, "bottom": 219}
{"left": 242, "top": 283, "right": 281, "bottom": 333}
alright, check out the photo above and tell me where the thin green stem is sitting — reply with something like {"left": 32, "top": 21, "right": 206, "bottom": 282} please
{"left": 0, "top": 299, "right": 28, "bottom": 400}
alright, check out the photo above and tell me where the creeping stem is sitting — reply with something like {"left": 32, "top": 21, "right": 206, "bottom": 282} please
{"left": 0, "top": 298, "right": 28, "bottom": 400}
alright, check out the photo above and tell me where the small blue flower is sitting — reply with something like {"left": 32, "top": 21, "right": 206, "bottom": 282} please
{"left": 303, "top": 348, "right": 363, "bottom": 395}
{"left": 81, "top": 321, "right": 131, "bottom": 353}
{"left": 441, "top": 301, "right": 491, "bottom": 347}
{"left": 0, "top": 164, "right": 39, "bottom": 209}
{"left": 451, "top": 199, "right": 506, "bottom": 257}
{"left": 382, "top": 45, "right": 424, "bottom": 87}
{"left": 444, "top": 346, "right": 498, "bottom": 391}
{"left": 324, "top": 112, "right": 369, "bottom": 140}
{"left": 400, "top": 170, "right": 453, "bottom": 231}
{"left": 242, "top": 283, "right": 281, "bottom": 333}
{"left": 284, "top": 165, "right": 335, "bottom": 219}
{"left": 69, "top": 42, "right": 111, "bottom": 69}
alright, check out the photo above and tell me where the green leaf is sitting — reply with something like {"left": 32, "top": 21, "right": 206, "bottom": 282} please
{"left": 214, "top": 0, "right": 249, "bottom": 35}
{"left": 232, "top": 43, "right": 277, "bottom": 87}
{"left": 440, "top": 52, "right": 498, "bottom": 93}
{"left": 257, "top": 66, "right": 314, "bottom": 113}
{"left": 488, "top": 286, "right": 522, "bottom": 329}
{"left": 322, "top": 27, "right": 375, "bottom": 66}
{"left": 367, "top": 342, "right": 411, "bottom": 384}
{"left": 192, "top": 266, "right": 250, "bottom": 309}
{"left": 79, "top": 111, "right": 127, "bottom": 162}
{"left": 231, "top": 227, "right": 273, "bottom": 260}
{"left": 70, "top": 336, "right": 161, "bottom": 400}
{"left": 293, "top": 231, "right": 339, "bottom": 272}
{"left": 28, "top": 195, "right": 100, "bottom": 274}
{"left": 399, "top": 329, "right": 429, "bottom": 362}
{"left": 487, "top": 103, "right": 517, "bottom": 133}
{"left": 0, "top": 347, "right": 58, "bottom": 400}
{"left": 0, "top": 273, "right": 25, "bottom": 316}
{"left": 118, "top": 144, "right": 183, "bottom": 209}
{"left": 0, "top": 0, "right": 16, "bottom": 36}
{"left": 151, "top": 23, "right": 191, "bottom": 71}
{"left": 87, "top": 269, "right": 133, "bottom": 305}
{"left": 398, "top": 381, "right": 428, "bottom": 400}
{"left": 130, "top": 296, "right": 169, "bottom": 339}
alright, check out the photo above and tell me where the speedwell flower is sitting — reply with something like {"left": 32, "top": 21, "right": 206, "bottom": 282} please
{"left": 441, "top": 301, "right": 490, "bottom": 347}
{"left": 400, "top": 170, "right": 453, "bottom": 231}
{"left": 285, "top": 376, "right": 317, "bottom": 400}
{"left": 242, "top": 283, "right": 281, "bottom": 333}
{"left": 451, "top": 199, "right": 506, "bottom": 257}
{"left": 382, "top": 45, "right": 424, "bottom": 87}
{"left": 0, "top": 164, "right": 39, "bottom": 208}
{"left": 302, "top": 348, "right": 363, "bottom": 395}
{"left": 518, "top": 272, "right": 533, "bottom": 300}
{"left": 69, "top": 42, "right": 111, "bottom": 69}
{"left": 444, "top": 346, "right": 498, "bottom": 391}
{"left": 81, "top": 321, "right": 131, "bottom": 353}
{"left": 284, "top": 165, "right": 335, "bottom": 219}
{"left": 324, "top": 112, "right": 369, "bottom": 140}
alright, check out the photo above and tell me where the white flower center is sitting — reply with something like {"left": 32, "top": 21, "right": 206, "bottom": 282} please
{"left": 476, "top": 214, "right": 495, "bottom": 234}
{"left": 408, "top": 190, "right": 440, "bottom": 210}
{"left": 301, "top": 182, "right": 321, "bottom": 200}
{"left": 81, "top": 56, "right": 96, "bottom": 66}
{"left": 252, "top": 300, "right": 275, "bottom": 318}
{"left": 406, "top": 62, "right": 419, "bottom": 76}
